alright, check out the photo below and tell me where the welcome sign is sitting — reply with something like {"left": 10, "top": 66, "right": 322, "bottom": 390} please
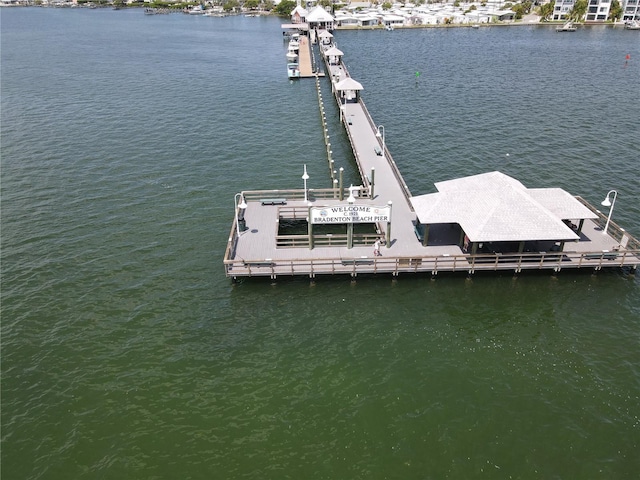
{"left": 310, "top": 205, "right": 391, "bottom": 224}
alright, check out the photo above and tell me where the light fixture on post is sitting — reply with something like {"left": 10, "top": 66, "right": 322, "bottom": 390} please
{"left": 302, "top": 164, "right": 310, "bottom": 203}
{"left": 601, "top": 190, "right": 618, "bottom": 235}
{"left": 375, "top": 125, "right": 385, "bottom": 159}
{"left": 234, "top": 193, "right": 247, "bottom": 237}
{"left": 347, "top": 184, "right": 356, "bottom": 204}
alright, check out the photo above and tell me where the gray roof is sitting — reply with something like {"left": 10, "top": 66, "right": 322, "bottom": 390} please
{"left": 409, "top": 172, "right": 590, "bottom": 243}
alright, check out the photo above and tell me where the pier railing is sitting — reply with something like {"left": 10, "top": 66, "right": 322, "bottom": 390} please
{"left": 224, "top": 247, "right": 640, "bottom": 278}
{"left": 240, "top": 187, "right": 370, "bottom": 203}
{"left": 275, "top": 232, "right": 380, "bottom": 248}
{"left": 358, "top": 97, "right": 413, "bottom": 205}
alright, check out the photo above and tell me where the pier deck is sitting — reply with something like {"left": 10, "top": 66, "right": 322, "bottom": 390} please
{"left": 223, "top": 36, "right": 640, "bottom": 280}
{"left": 297, "top": 36, "right": 324, "bottom": 78}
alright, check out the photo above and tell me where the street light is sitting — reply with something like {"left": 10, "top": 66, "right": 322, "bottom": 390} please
{"left": 601, "top": 190, "right": 618, "bottom": 235}
{"left": 347, "top": 184, "right": 356, "bottom": 204}
{"left": 375, "top": 125, "right": 385, "bottom": 159}
{"left": 234, "top": 193, "right": 247, "bottom": 237}
{"left": 302, "top": 164, "right": 310, "bottom": 203}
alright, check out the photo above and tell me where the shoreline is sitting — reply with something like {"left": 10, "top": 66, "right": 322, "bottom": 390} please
{"left": 0, "top": 5, "right": 631, "bottom": 29}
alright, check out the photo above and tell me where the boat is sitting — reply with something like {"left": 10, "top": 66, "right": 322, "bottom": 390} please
{"left": 286, "top": 50, "right": 298, "bottom": 62}
{"left": 187, "top": 5, "right": 205, "bottom": 15}
{"left": 556, "top": 21, "right": 577, "bottom": 32}
{"left": 385, "top": 24, "right": 394, "bottom": 31}
{"left": 288, "top": 34, "right": 300, "bottom": 52}
{"left": 625, "top": 20, "right": 640, "bottom": 30}
{"left": 287, "top": 63, "right": 300, "bottom": 79}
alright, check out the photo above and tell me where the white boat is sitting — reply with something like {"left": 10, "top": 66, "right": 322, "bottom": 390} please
{"left": 187, "top": 5, "right": 205, "bottom": 15}
{"left": 556, "top": 21, "right": 576, "bottom": 32}
{"left": 286, "top": 51, "right": 298, "bottom": 62}
{"left": 625, "top": 21, "right": 640, "bottom": 30}
{"left": 287, "top": 63, "right": 300, "bottom": 79}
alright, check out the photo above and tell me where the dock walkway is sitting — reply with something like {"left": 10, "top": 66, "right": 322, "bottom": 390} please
{"left": 223, "top": 35, "right": 640, "bottom": 280}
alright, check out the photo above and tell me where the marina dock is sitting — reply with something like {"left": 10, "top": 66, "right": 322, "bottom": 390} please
{"left": 223, "top": 31, "right": 640, "bottom": 280}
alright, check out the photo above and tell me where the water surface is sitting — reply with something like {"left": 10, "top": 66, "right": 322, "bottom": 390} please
{"left": 2, "top": 9, "right": 639, "bottom": 479}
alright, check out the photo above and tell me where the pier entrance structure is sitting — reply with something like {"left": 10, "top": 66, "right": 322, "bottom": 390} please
{"left": 222, "top": 32, "right": 640, "bottom": 280}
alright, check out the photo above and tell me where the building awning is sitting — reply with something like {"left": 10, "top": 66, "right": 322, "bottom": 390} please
{"left": 409, "top": 172, "right": 588, "bottom": 243}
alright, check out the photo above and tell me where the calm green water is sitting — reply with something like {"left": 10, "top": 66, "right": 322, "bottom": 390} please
{"left": 2, "top": 9, "right": 639, "bottom": 479}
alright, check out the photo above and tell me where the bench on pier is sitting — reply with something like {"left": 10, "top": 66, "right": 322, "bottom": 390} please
{"left": 261, "top": 198, "right": 287, "bottom": 206}
{"left": 342, "top": 257, "right": 374, "bottom": 266}
{"left": 584, "top": 251, "right": 619, "bottom": 261}
{"left": 243, "top": 259, "right": 274, "bottom": 267}
{"left": 374, "top": 146, "right": 382, "bottom": 156}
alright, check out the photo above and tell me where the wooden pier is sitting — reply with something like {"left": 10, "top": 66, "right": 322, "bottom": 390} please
{"left": 223, "top": 33, "right": 640, "bottom": 280}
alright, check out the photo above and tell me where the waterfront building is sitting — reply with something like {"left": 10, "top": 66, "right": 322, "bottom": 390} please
{"left": 585, "top": 0, "right": 612, "bottom": 22}
{"left": 553, "top": 0, "right": 617, "bottom": 21}
{"left": 291, "top": 5, "right": 307, "bottom": 23}
{"left": 622, "top": 0, "right": 640, "bottom": 21}
{"left": 306, "top": 5, "right": 336, "bottom": 30}
{"left": 553, "top": 0, "right": 576, "bottom": 20}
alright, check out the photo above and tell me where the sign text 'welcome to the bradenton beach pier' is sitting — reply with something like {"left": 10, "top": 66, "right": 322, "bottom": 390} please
{"left": 310, "top": 205, "right": 391, "bottom": 224}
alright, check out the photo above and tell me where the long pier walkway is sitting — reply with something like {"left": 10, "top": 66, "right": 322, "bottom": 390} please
{"left": 223, "top": 33, "right": 640, "bottom": 280}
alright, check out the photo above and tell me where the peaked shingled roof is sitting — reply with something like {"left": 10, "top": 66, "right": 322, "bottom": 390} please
{"left": 410, "top": 172, "right": 595, "bottom": 243}
{"left": 306, "top": 6, "right": 335, "bottom": 22}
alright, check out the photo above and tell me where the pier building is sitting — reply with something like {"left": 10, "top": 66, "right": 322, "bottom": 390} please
{"left": 223, "top": 30, "right": 640, "bottom": 281}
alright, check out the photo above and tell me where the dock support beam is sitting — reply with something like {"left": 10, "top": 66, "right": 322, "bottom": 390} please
{"left": 422, "top": 224, "right": 429, "bottom": 247}
{"left": 339, "top": 168, "right": 344, "bottom": 201}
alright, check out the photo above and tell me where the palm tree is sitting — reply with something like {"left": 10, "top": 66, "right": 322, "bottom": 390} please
{"left": 538, "top": 2, "right": 554, "bottom": 22}
{"left": 568, "top": 0, "right": 587, "bottom": 22}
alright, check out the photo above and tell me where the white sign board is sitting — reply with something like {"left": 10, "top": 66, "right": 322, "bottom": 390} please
{"left": 310, "top": 204, "right": 391, "bottom": 224}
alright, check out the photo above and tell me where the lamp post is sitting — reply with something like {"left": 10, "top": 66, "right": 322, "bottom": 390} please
{"left": 347, "top": 184, "right": 356, "bottom": 204}
{"left": 375, "top": 125, "right": 385, "bottom": 159}
{"left": 234, "top": 193, "right": 247, "bottom": 237}
{"left": 601, "top": 190, "right": 618, "bottom": 235}
{"left": 302, "top": 164, "right": 309, "bottom": 203}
